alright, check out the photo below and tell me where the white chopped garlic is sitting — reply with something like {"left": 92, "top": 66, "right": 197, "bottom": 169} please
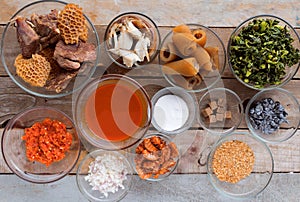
{"left": 84, "top": 154, "right": 128, "bottom": 198}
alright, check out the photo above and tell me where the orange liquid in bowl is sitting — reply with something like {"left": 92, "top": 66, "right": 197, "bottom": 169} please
{"left": 85, "top": 82, "right": 146, "bottom": 141}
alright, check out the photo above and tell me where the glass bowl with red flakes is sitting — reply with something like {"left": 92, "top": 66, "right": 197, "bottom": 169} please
{"left": 1, "top": 106, "right": 81, "bottom": 183}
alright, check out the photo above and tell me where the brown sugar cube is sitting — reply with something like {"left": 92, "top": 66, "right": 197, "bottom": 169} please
{"left": 208, "top": 101, "right": 218, "bottom": 111}
{"left": 202, "top": 107, "right": 213, "bottom": 118}
{"left": 216, "top": 113, "right": 224, "bottom": 122}
{"left": 224, "top": 111, "right": 232, "bottom": 119}
{"left": 217, "top": 98, "right": 226, "bottom": 107}
{"left": 217, "top": 107, "right": 225, "bottom": 114}
{"left": 209, "top": 115, "right": 217, "bottom": 123}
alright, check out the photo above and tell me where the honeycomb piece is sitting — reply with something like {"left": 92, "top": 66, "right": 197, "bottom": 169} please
{"left": 14, "top": 54, "right": 51, "bottom": 87}
{"left": 58, "top": 3, "right": 88, "bottom": 44}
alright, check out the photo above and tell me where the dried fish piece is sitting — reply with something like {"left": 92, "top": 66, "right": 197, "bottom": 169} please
{"left": 134, "top": 135, "right": 179, "bottom": 180}
{"left": 107, "top": 15, "right": 155, "bottom": 68}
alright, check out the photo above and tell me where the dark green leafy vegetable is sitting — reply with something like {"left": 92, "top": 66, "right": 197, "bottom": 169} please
{"left": 229, "top": 18, "right": 300, "bottom": 88}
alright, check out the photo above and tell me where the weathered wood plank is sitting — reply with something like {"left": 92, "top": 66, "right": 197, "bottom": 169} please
{"left": 1, "top": 26, "right": 299, "bottom": 78}
{"left": 0, "top": 128, "right": 299, "bottom": 174}
{"left": 0, "top": 77, "right": 299, "bottom": 128}
{"left": 0, "top": 173, "right": 299, "bottom": 202}
{"left": 1, "top": 0, "right": 300, "bottom": 27}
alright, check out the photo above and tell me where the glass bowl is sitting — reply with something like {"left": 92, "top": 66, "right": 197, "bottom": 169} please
{"left": 1, "top": 0, "right": 100, "bottom": 98}
{"left": 207, "top": 132, "right": 274, "bottom": 199}
{"left": 104, "top": 12, "right": 161, "bottom": 69}
{"left": 245, "top": 88, "right": 300, "bottom": 143}
{"left": 74, "top": 74, "right": 152, "bottom": 151}
{"left": 131, "top": 133, "right": 180, "bottom": 182}
{"left": 228, "top": 14, "right": 300, "bottom": 90}
{"left": 159, "top": 24, "right": 226, "bottom": 92}
{"left": 198, "top": 88, "right": 243, "bottom": 135}
{"left": 151, "top": 87, "right": 197, "bottom": 135}
{"left": 76, "top": 150, "right": 133, "bottom": 202}
{"left": 1, "top": 106, "right": 81, "bottom": 183}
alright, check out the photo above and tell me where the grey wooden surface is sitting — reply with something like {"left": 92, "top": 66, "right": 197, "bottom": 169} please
{"left": 0, "top": 174, "right": 299, "bottom": 202}
{"left": 1, "top": 0, "right": 300, "bottom": 201}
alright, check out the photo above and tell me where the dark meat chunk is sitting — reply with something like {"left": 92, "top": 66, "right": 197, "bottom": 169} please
{"left": 39, "top": 47, "right": 78, "bottom": 93}
{"left": 16, "top": 17, "right": 40, "bottom": 58}
{"left": 45, "top": 70, "right": 78, "bottom": 93}
{"left": 54, "top": 54, "right": 81, "bottom": 70}
{"left": 53, "top": 40, "right": 96, "bottom": 70}
{"left": 31, "top": 9, "right": 61, "bottom": 48}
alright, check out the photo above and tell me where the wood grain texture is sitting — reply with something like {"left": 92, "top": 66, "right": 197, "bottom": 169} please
{"left": 0, "top": 2, "right": 300, "bottom": 200}
{"left": 0, "top": 0, "right": 299, "bottom": 27}
{"left": 0, "top": 174, "right": 299, "bottom": 202}
{"left": 1, "top": 26, "right": 299, "bottom": 78}
{"left": 1, "top": 128, "right": 299, "bottom": 174}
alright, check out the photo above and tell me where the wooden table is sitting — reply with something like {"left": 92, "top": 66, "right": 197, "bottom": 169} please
{"left": 0, "top": 1, "right": 300, "bottom": 201}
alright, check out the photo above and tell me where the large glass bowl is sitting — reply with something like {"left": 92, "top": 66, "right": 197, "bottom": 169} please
{"left": 207, "top": 132, "right": 274, "bottom": 199}
{"left": 245, "top": 88, "right": 300, "bottom": 143}
{"left": 104, "top": 12, "right": 161, "bottom": 69}
{"left": 1, "top": 106, "right": 81, "bottom": 183}
{"left": 1, "top": 0, "right": 100, "bottom": 98}
{"left": 76, "top": 150, "right": 133, "bottom": 202}
{"left": 228, "top": 14, "right": 300, "bottom": 90}
{"left": 159, "top": 24, "right": 226, "bottom": 92}
{"left": 74, "top": 74, "right": 152, "bottom": 151}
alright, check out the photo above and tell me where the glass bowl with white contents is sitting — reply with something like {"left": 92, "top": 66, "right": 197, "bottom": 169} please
{"left": 76, "top": 150, "right": 133, "bottom": 202}
{"left": 151, "top": 87, "right": 197, "bottom": 135}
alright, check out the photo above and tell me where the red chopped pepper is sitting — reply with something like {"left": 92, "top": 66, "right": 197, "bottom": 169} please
{"left": 22, "top": 118, "right": 73, "bottom": 166}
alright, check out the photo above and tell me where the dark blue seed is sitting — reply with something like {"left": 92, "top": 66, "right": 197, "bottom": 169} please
{"left": 267, "top": 98, "right": 274, "bottom": 104}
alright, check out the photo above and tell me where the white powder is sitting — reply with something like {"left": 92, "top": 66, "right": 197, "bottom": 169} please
{"left": 84, "top": 154, "right": 128, "bottom": 198}
{"left": 153, "top": 94, "right": 189, "bottom": 131}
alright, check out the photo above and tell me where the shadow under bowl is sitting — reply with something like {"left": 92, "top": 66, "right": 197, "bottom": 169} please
{"left": 207, "top": 132, "right": 274, "bottom": 199}
{"left": 1, "top": 106, "right": 81, "bottom": 183}
{"left": 1, "top": 0, "right": 100, "bottom": 98}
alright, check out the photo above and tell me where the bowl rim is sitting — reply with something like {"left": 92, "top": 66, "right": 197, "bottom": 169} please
{"left": 227, "top": 14, "right": 300, "bottom": 91}
{"left": 206, "top": 131, "right": 274, "bottom": 199}
{"left": 0, "top": 0, "right": 101, "bottom": 98}
{"left": 151, "top": 86, "right": 197, "bottom": 135}
{"left": 76, "top": 149, "right": 133, "bottom": 202}
{"left": 1, "top": 106, "right": 81, "bottom": 184}
{"left": 74, "top": 73, "right": 152, "bottom": 151}
{"left": 198, "top": 87, "right": 244, "bottom": 135}
{"left": 131, "top": 132, "right": 180, "bottom": 182}
{"left": 103, "top": 11, "right": 161, "bottom": 69}
{"left": 245, "top": 88, "right": 300, "bottom": 143}
{"left": 158, "top": 23, "right": 226, "bottom": 93}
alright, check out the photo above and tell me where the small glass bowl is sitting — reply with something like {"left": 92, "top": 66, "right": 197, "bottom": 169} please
{"left": 228, "top": 14, "right": 300, "bottom": 90}
{"left": 76, "top": 150, "right": 133, "bottom": 202}
{"left": 1, "top": 106, "right": 81, "bottom": 183}
{"left": 245, "top": 88, "right": 300, "bottom": 143}
{"left": 207, "top": 132, "right": 274, "bottom": 199}
{"left": 1, "top": 0, "right": 100, "bottom": 98}
{"left": 74, "top": 74, "right": 152, "bottom": 151}
{"left": 131, "top": 133, "right": 179, "bottom": 181}
{"left": 104, "top": 12, "right": 161, "bottom": 69}
{"left": 159, "top": 24, "right": 226, "bottom": 92}
{"left": 198, "top": 88, "right": 243, "bottom": 135}
{"left": 151, "top": 87, "right": 197, "bottom": 135}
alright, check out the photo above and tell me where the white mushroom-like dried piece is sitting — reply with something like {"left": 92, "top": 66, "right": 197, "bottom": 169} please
{"left": 125, "top": 18, "right": 143, "bottom": 40}
{"left": 117, "top": 25, "right": 134, "bottom": 50}
{"left": 108, "top": 23, "right": 122, "bottom": 47}
{"left": 109, "top": 48, "right": 141, "bottom": 67}
{"left": 134, "top": 35, "right": 150, "bottom": 61}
